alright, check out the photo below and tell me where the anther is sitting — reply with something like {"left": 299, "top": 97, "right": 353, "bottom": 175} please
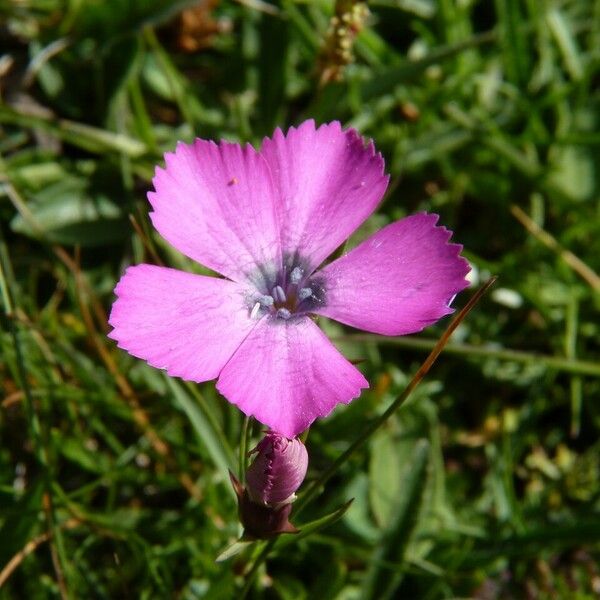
{"left": 272, "top": 285, "right": 287, "bottom": 303}
{"left": 298, "top": 287, "right": 313, "bottom": 301}
{"left": 250, "top": 302, "right": 261, "bottom": 319}
{"left": 290, "top": 267, "right": 303, "bottom": 284}
{"left": 276, "top": 308, "right": 291, "bottom": 320}
{"left": 258, "top": 295, "right": 274, "bottom": 306}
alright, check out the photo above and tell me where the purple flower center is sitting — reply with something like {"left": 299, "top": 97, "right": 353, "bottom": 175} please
{"left": 248, "top": 264, "right": 324, "bottom": 321}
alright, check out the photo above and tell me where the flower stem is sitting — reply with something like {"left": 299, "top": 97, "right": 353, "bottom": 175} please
{"left": 239, "top": 416, "right": 251, "bottom": 482}
{"left": 240, "top": 540, "right": 274, "bottom": 599}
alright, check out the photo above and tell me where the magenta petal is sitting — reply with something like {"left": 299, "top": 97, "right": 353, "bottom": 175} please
{"left": 246, "top": 433, "right": 308, "bottom": 505}
{"left": 260, "top": 120, "right": 389, "bottom": 273}
{"left": 149, "top": 139, "right": 281, "bottom": 285}
{"left": 313, "top": 213, "right": 470, "bottom": 335}
{"left": 108, "top": 265, "right": 256, "bottom": 381}
{"left": 216, "top": 317, "right": 368, "bottom": 437}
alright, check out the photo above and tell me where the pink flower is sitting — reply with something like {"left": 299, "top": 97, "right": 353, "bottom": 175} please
{"left": 109, "top": 120, "right": 469, "bottom": 437}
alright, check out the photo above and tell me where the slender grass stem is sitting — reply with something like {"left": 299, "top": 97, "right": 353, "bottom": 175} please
{"left": 511, "top": 205, "right": 600, "bottom": 292}
{"left": 239, "top": 416, "right": 251, "bottom": 482}
{"left": 333, "top": 335, "right": 600, "bottom": 377}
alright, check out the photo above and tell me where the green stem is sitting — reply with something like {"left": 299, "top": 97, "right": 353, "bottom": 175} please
{"left": 240, "top": 540, "right": 275, "bottom": 599}
{"left": 239, "top": 416, "right": 251, "bottom": 482}
{"left": 0, "top": 104, "right": 146, "bottom": 157}
{"left": 332, "top": 334, "right": 600, "bottom": 377}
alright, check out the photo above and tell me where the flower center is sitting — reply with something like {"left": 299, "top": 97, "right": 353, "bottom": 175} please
{"left": 248, "top": 266, "right": 323, "bottom": 321}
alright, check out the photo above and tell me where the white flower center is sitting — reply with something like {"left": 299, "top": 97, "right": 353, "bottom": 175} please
{"left": 247, "top": 264, "right": 323, "bottom": 320}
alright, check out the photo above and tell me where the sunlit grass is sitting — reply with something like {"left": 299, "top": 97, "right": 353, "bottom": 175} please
{"left": 1, "top": 0, "right": 599, "bottom": 597}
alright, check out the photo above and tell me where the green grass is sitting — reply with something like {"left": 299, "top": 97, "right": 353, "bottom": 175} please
{"left": 1, "top": 0, "right": 599, "bottom": 597}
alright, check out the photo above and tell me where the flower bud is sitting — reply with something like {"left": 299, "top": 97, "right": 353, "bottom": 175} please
{"left": 238, "top": 491, "right": 296, "bottom": 539}
{"left": 229, "top": 433, "right": 309, "bottom": 539}
{"left": 245, "top": 432, "right": 308, "bottom": 506}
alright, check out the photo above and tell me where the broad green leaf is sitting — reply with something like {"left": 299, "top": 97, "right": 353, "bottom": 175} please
{"left": 362, "top": 439, "right": 430, "bottom": 600}
{"left": 276, "top": 499, "right": 354, "bottom": 549}
{"left": 166, "top": 377, "right": 236, "bottom": 478}
{"left": 10, "top": 176, "right": 129, "bottom": 246}
{"left": 215, "top": 540, "right": 253, "bottom": 563}
{"left": 56, "top": 436, "right": 112, "bottom": 474}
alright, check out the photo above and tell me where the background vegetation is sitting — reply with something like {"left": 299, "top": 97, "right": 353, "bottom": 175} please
{"left": 1, "top": 0, "right": 599, "bottom": 597}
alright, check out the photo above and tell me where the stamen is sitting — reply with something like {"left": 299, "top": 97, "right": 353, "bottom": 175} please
{"left": 272, "top": 285, "right": 287, "bottom": 303}
{"left": 298, "top": 287, "right": 313, "bottom": 301}
{"left": 258, "top": 295, "right": 274, "bottom": 306}
{"left": 276, "top": 308, "right": 291, "bottom": 320}
{"left": 250, "top": 302, "right": 261, "bottom": 319}
{"left": 290, "top": 267, "right": 303, "bottom": 284}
